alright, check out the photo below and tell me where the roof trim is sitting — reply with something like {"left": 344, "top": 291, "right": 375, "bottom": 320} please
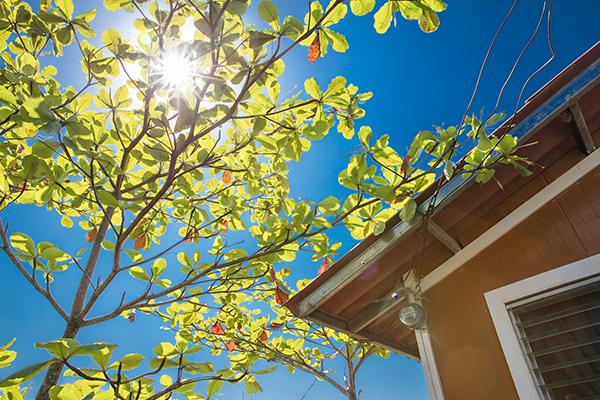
{"left": 421, "top": 146, "right": 600, "bottom": 292}
{"left": 289, "top": 43, "right": 600, "bottom": 319}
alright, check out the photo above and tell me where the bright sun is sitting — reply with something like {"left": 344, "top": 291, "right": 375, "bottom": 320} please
{"left": 156, "top": 51, "right": 195, "bottom": 89}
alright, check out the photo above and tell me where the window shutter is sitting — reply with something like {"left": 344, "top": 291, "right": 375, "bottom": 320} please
{"left": 509, "top": 279, "right": 600, "bottom": 399}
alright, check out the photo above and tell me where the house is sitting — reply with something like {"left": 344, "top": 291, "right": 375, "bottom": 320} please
{"left": 286, "top": 42, "right": 600, "bottom": 400}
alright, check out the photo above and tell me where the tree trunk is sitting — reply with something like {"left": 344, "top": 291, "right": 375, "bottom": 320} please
{"left": 35, "top": 214, "right": 111, "bottom": 399}
{"left": 34, "top": 323, "right": 80, "bottom": 400}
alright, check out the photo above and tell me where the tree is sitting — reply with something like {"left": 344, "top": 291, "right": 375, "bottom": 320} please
{"left": 0, "top": 0, "right": 531, "bottom": 399}
{"left": 177, "top": 276, "right": 388, "bottom": 400}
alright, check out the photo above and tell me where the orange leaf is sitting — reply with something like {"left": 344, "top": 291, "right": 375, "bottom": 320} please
{"left": 134, "top": 233, "right": 147, "bottom": 250}
{"left": 222, "top": 171, "right": 231, "bottom": 185}
{"left": 401, "top": 155, "right": 411, "bottom": 175}
{"left": 219, "top": 220, "right": 228, "bottom": 234}
{"left": 268, "top": 322, "right": 283, "bottom": 330}
{"left": 86, "top": 228, "right": 98, "bottom": 243}
{"left": 259, "top": 330, "right": 268, "bottom": 343}
{"left": 211, "top": 322, "right": 225, "bottom": 335}
{"left": 308, "top": 34, "right": 320, "bottom": 63}
{"left": 275, "top": 286, "right": 289, "bottom": 305}
{"left": 226, "top": 340, "right": 236, "bottom": 352}
{"left": 318, "top": 257, "right": 329, "bottom": 276}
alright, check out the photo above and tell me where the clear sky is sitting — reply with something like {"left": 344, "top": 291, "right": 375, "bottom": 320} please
{"left": 1, "top": 1, "right": 599, "bottom": 399}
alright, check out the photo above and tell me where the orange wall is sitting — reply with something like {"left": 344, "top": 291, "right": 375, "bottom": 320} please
{"left": 425, "top": 152, "right": 600, "bottom": 400}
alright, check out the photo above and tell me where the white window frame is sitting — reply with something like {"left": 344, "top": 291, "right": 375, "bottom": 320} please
{"left": 484, "top": 253, "right": 600, "bottom": 399}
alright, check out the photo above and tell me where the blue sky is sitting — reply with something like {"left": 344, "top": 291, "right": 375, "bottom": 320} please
{"left": 1, "top": 1, "right": 599, "bottom": 399}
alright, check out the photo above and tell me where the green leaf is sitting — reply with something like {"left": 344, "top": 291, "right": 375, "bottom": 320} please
{"left": 129, "top": 266, "right": 150, "bottom": 281}
{"left": 207, "top": 380, "right": 224, "bottom": 398}
{"left": 0, "top": 339, "right": 16, "bottom": 369}
{"left": 60, "top": 215, "right": 73, "bottom": 228}
{"left": 350, "top": 0, "right": 375, "bottom": 16}
{"left": 400, "top": 198, "right": 417, "bottom": 223}
{"left": 0, "top": 87, "right": 17, "bottom": 105}
{"left": 304, "top": 78, "right": 321, "bottom": 99}
{"left": 324, "top": 30, "right": 349, "bottom": 53}
{"left": 185, "top": 361, "right": 213, "bottom": 374}
{"left": 258, "top": 0, "right": 279, "bottom": 29}
{"left": 151, "top": 258, "right": 167, "bottom": 279}
{"left": 418, "top": 9, "right": 440, "bottom": 32}
{"left": 421, "top": 0, "right": 447, "bottom": 12}
{"left": 97, "top": 190, "right": 119, "bottom": 208}
{"left": 323, "top": 1, "right": 347, "bottom": 26}
{"left": 318, "top": 196, "right": 340, "bottom": 215}
{"left": 31, "top": 141, "right": 59, "bottom": 159}
{"left": 373, "top": 2, "right": 393, "bottom": 34}
{"left": 475, "top": 168, "right": 495, "bottom": 184}
{"left": 111, "top": 353, "right": 144, "bottom": 371}
{"left": 39, "top": 243, "right": 66, "bottom": 260}
{"left": 245, "top": 378, "right": 262, "bottom": 394}
{"left": 159, "top": 374, "right": 172, "bottom": 387}
{"left": 281, "top": 16, "right": 303, "bottom": 39}
{"left": 153, "top": 342, "right": 177, "bottom": 358}
{"left": 55, "top": 0, "right": 74, "bottom": 19}
{"left": 177, "top": 252, "right": 192, "bottom": 267}
{"left": 396, "top": 1, "right": 423, "bottom": 20}
{"left": 0, "top": 360, "right": 54, "bottom": 388}
{"left": 358, "top": 126, "right": 372, "bottom": 146}
{"left": 248, "top": 31, "right": 275, "bottom": 49}
{"left": 10, "top": 233, "right": 34, "bottom": 254}
{"left": 497, "top": 135, "right": 517, "bottom": 154}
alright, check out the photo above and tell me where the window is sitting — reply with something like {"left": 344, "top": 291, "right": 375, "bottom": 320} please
{"left": 485, "top": 254, "right": 600, "bottom": 400}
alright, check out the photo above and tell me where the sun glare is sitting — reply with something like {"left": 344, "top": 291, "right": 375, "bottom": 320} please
{"left": 156, "top": 51, "right": 196, "bottom": 90}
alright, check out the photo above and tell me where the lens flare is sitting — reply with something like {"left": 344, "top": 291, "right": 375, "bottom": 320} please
{"left": 156, "top": 51, "right": 195, "bottom": 89}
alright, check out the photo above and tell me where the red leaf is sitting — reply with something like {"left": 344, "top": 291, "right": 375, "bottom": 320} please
{"left": 259, "top": 330, "right": 268, "bottom": 343}
{"left": 308, "top": 34, "right": 320, "bottom": 63}
{"left": 219, "top": 220, "right": 228, "bottom": 234}
{"left": 275, "top": 286, "right": 289, "bottom": 305}
{"left": 318, "top": 257, "right": 330, "bottom": 276}
{"left": 211, "top": 322, "right": 225, "bottom": 335}
{"left": 222, "top": 171, "right": 232, "bottom": 185}
{"left": 134, "top": 233, "right": 147, "bottom": 250}
{"left": 226, "top": 340, "right": 236, "bottom": 352}
{"left": 86, "top": 228, "right": 98, "bottom": 243}
{"left": 268, "top": 322, "right": 283, "bottom": 330}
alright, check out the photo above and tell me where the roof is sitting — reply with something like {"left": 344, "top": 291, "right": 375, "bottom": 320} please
{"left": 286, "top": 42, "right": 600, "bottom": 359}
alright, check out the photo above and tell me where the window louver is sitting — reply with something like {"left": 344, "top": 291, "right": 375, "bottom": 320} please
{"left": 509, "top": 278, "right": 600, "bottom": 400}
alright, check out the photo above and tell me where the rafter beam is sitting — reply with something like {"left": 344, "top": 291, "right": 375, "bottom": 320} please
{"left": 568, "top": 101, "right": 596, "bottom": 155}
{"left": 310, "top": 310, "right": 420, "bottom": 360}
{"left": 421, "top": 147, "right": 600, "bottom": 293}
{"left": 348, "top": 286, "right": 407, "bottom": 333}
{"left": 426, "top": 220, "right": 462, "bottom": 254}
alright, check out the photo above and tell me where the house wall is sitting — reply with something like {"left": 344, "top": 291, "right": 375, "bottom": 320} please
{"left": 425, "top": 147, "right": 600, "bottom": 399}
